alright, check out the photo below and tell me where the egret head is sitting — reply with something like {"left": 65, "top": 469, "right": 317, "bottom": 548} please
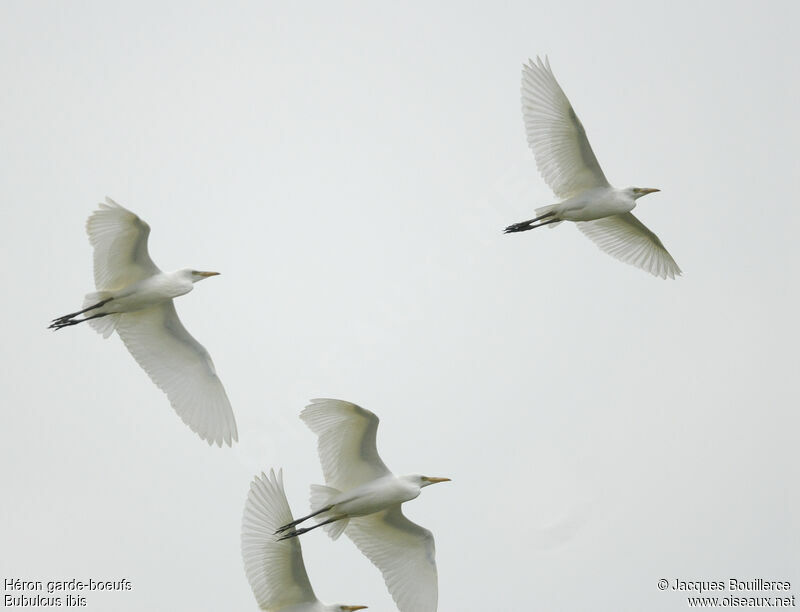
{"left": 630, "top": 187, "right": 660, "bottom": 200}
{"left": 419, "top": 475, "right": 451, "bottom": 488}
{"left": 189, "top": 270, "right": 220, "bottom": 283}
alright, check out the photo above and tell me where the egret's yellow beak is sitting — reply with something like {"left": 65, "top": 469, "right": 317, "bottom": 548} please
{"left": 423, "top": 476, "right": 451, "bottom": 484}
{"left": 638, "top": 188, "right": 660, "bottom": 195}
{"left": 341, "top": 606, "right": 368, "bottom": 611}
{"left": 197, "top": 271, "right": 220, "bottom": 277}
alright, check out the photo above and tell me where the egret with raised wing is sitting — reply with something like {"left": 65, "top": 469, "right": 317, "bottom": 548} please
{"left": 50, "top": 198, "right": 237, "bottom": 446}
{"left": 242, "top": 469, "right": 367, "bottom": 612}
{"left": 504, "top": 57, "right": 681, "bottom": 279}
{"left": 276, "top": 399, "right": 449, "bottom": 612}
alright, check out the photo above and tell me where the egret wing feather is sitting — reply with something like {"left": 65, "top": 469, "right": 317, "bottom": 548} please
{"left": 577, "top": 212, "right": 682, "bottom": 279}
{"left": 300, "top": 399, "right": 391, "bottom": 491}
{"left": 242, "top": 469, "right": 317, "bottom": 610}
{"left": 86, "top": 197, "right": 160, "bottom": 290}
{"left": 115, "top": 301, "right": 238, "bottom": 446}
{"left": 521, "top": 57, "right": 609, "bottom": 198}
{"left": 346, "top": 507, "right": 437, "bottom": 612}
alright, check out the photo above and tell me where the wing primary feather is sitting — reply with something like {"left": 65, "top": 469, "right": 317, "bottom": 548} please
{"left": 115, "top": 302, "right": 238, "bottom": 446}
{"left": 301, "top": 399, "right": 392, "bottom": 491}
{"left": 346, "top": 507, "right": 438, "bottom": 612}
{"left": 521, "top": 57, "right": 610, "bottom": 199}
{"left": 576, "top": 213, "right": 681, "bottom": 279}
{"left": 242, "top": 469, "right": 318, "bottom": 609}
{"left": 85, "top": 198, "right": 160, "bottom": 291}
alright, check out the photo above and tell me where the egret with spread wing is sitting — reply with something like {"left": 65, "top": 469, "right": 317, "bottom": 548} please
{"left": 50, "top": 198, "right": 238, "bottom": 446}
{"left": 276, "top": 399, "right": 449, "bottom": 612}
{"left": 242, "top": 469, "right": 367, "bottom": 612}
{"left": 504, "top": 57, "right": 681, "bottom": 279}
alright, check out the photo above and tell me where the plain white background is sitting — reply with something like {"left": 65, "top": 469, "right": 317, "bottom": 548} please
{"left": 1, "top": 1, "right": 798, "bottom": 610}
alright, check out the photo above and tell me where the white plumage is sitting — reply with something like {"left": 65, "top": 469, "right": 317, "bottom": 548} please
{"left": 301, "top": 399, "right": 390, "bottom": 492}
{"left": 50, "top": 198, "right": 237, "bottom": 447}
{"left": 241, "top": 469, "right": 367, "bottom": 612}
{"left": 86, "top": 201, "right": 159, "bottom": 290}
{"left": 505, "top": 56, "right": 681, "bottom": 279}
{"left": 345, "top": 507, "right": 437, "bottom": 612}
{"left": 277, "top": 399, "right": 449, "bottom": 612}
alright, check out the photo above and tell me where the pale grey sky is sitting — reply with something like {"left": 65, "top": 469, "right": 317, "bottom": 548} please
{"left": 1, "top": 1, "right": 798, "bottom": 610}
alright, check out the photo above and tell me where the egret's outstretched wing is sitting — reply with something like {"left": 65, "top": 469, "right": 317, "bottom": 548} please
{"left": 115, "top": 301, "right": 238, "bottom": 446}
{"left": 86, "top": 197, "right": 160, "bottom": 291}
{"left": 242, "top": 469, "right": 317, "bottom": 610}
{"left": 300, "top": 399, "right": 391, "bottom": 491}
{"left": 577, "top": 212, "right": 682, "bottom": 279}
{"left": 521, "top": 57, "right": 609, "bottom": 199}
{"left": 346, "top": 507, "right": 437, "bottom": 612}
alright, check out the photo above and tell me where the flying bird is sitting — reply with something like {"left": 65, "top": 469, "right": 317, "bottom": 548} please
{"left": 276, "top": 399, "right": 449, "bottom": 612}
{"left": 242, "top": 469, "right": 367, "bottom": 612}
{"left": 50, "top": 198, "right": 238, "bottom": 446}
{"left": 504, "top": 57, "right": 681, "bottom": 279}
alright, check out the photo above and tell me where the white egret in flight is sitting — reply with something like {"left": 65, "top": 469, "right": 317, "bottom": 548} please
{"left": 504, "top": 57, "right": 681, "bottom": 279}
{"left": 275, "top": 399, "right": 449, "bottom": 612}
{"left": 50, "top": 198, "right": 238, "bottom": 446}
{"left": 242, "top": 469, "right": 367, "bottom": 612}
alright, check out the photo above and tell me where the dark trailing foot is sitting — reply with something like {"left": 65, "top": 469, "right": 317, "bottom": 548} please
{"left": 49, "top": 298, "right": 113, "bottom": 331}
{"left": 504, "top": 220, "right": 535, "bottom": 233}
{"left": 503, "top": 210, "right": 557, "bottom": 234}
{"left": 48, "top": 311, "right": 109, "bottom": 331}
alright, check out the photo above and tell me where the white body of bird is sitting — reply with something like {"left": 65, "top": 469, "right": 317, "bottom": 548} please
{"left": 242, "top": 469, "right": 367, "bottom": 612}
{"left": 277, "top": 399, "right": 449, "bottom": 612}
{"left": 88, "top": 270, "right": 195, "bottom": 316}
{"left": 319, "top": 474, "right": 422, "bottom": 519}
{"left": 504, "top": 56, "right": 681, "bottom": 279}
{"left": 50, "top": 198, "right": 238, "bottom": 447}
{"left": 541, "top": 186, "right": 638, "bottom": 222}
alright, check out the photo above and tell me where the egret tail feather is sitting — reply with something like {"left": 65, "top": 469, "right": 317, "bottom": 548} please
{"left": 310, "top": 484, "right": 341, "bottom": 513}
{"left": 307, "top": 483, "right": 349, "bottom": 540}
{"left": 322, "top": 515, "right": 349, "bottom": 540}
{"left": 534, "top": 203, "right": 564, "bottom": 229}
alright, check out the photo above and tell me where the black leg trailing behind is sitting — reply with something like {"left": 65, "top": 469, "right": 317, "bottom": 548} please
{"left": 274, "top": 504, "right": 334, "bottom": 534}
{"left": 503, "top": 210, "right": 558, "bottom": 233}
{"left": 49, "top": 298, "right": 113, "bottom": 331}
{"left": 277, "top": 516, "right": 341, "bottom": 541}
